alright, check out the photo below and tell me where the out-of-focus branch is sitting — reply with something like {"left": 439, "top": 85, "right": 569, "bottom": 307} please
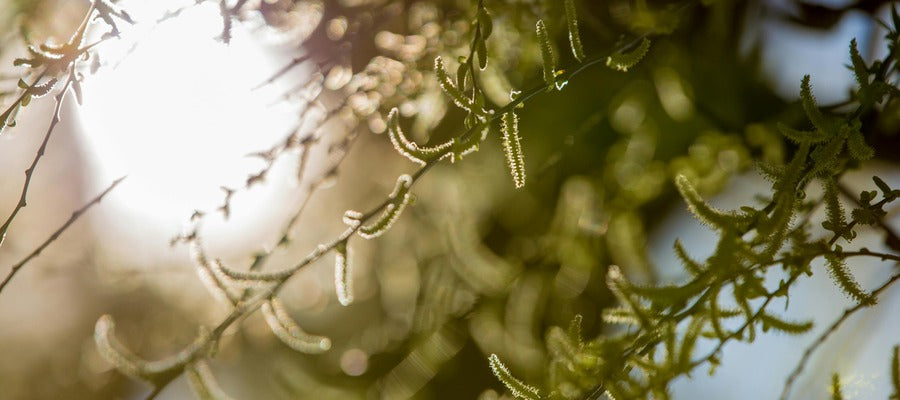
{"left": 780, "top": 269, "right": 900, "bottom": 400}
{"left": 0, "top": 70, "right": 77, "bottom": 247}
{"left": 0, "top": 176, "right": 125, "bottom": 295}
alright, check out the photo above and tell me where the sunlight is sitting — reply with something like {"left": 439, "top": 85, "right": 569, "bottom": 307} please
{"left": 78, "top": 1, "right": 302, "bottom": 234}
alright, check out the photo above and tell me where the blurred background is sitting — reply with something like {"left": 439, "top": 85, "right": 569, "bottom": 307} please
{"left": 0, "top": 0, "right": 898, "bottom": 399}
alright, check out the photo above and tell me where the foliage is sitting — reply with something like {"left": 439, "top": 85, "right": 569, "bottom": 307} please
{"left": 0, "top": 0, "right": 899, "bottom": 399}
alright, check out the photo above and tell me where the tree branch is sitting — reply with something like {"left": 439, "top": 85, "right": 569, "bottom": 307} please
{"left": 780, "top": 269, "right": 900, "bottom": 400}
{"left": 0, "top": 176, "right": 125, "bottom": 295}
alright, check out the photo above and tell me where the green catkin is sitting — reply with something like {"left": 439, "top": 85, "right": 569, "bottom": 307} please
{"left": 776, "top": 122, "right": 827, "bottom": 144}
{"left": 386, "top": 108, "right": 453, "bottom": 165}
{"left": 435, "top": 56, "right": 476, "bottom": 112}
{"left": 261, "top": 298, "right": 331, "bottom": 352}
{"left": 94, "top": 315, "right": 208, "bottom": 381}
{"left": 675, "top": 175, "right": 746, "bottom": 230}
{"left": 606, "top": 38, "right": 651, "bottom": 72}
{"left": 800, "top": 75, "right": 831, "bottom": 134}
{"left": 215, "top": 259, "right": 292, "bottom": 283}
{"left": 334, "top": 241, "right": 353, "bottom": 306}
{"left": 758, "top": 312, "right": 814, "bottom": 334}
{"left": 846, "top": 127, "right": 875, "bottom": 160}
{"left": 359, "top": 174, "right": 413, "bottom": 239}
{"left": 822, "top": 177, "right": 848, "bottom": 238}
{"left": 825, "top": 253, "right": 876, "bottom": 305}
{"left": 536, "top": 19, "right": 556, "bottom": 87}
{"left": 564, "top": 0, "right": 585, "bottom": 62}
{"left": 488, "top": 354, "right": 541, "bottom": 400}
{"left": 674, "top": 239, "right": 705, "bottom": 275}
{"left": 500, "top": 110, "right": 525, "bottom": 188}
{"left": 849, "top": 38, "right": 869, "bottom": 89}
{"left": 830, "top": 374, "right": 844, "bottom": 400}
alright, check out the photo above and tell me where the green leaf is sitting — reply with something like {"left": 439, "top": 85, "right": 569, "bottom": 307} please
{"left": 873, "top": 176, "right": 892, "bottom": 198}
{"left": 536, "top": 19, "right": 557, "bottom": 87}
{"left": 455, "top": 62, "right": 468, "bottom": 90}
{"left": 477, "top": 7, "right": 493, "bottom": 39}
{"left": 488, "top": 354, "right": 541, "bottom": 400}
{"left": 606, "top": 38, "right": 651, "bottom": 72}
{"left": 564, "top": 0, "right": 585, "bottom": 62}
{"left": 0, "top": 105, "right": 15, "bottom": 135}
{"left": 477, "top": 39, "right": 488, "bottom": 70}
{"left": 501, "top": 110, "right": 526, "bottom": 188}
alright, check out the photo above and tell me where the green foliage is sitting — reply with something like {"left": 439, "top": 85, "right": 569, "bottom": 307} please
{"left": 2, "top": 1, "right": 900, "bottom": 399}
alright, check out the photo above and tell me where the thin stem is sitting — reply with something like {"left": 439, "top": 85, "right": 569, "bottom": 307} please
{"left": 0, "top": 70, "right": 76, "bottom": 247}
{"left": 780, "top": 269, "right": 900, "bottom": 400}
{"left": 0, "top": 176, "right": 125, "bottom": 295}
{"left": 836, "top": 181, "right": 900, "bottom": 252}
{"left": 253, "top": 55, "right": 312, "bottom": 90}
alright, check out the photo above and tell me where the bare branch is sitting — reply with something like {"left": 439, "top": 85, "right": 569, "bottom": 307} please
{"left": 0, "top": 176, "right": 125, "bottom": 295}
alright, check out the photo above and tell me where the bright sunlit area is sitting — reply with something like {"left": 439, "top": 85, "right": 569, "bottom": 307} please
{"left": 78, "top": 0, "right": 307, "bottom": 257}
{"left": 0, "top": 1, "right": 898, "bottom": 399}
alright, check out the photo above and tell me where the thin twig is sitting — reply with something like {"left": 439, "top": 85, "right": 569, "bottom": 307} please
{"left": 779, "top": 269, "right": 900, "bottom": 400}
{"left": 252, "top": 55, "right": 312, "bottom": 90}
{"left": 0, "top": 70, "right": 76, "bottom": 247}
{"left": 836, "top": 181, "right": 900, "bottom": 252}
{"left": 0, "top": 176, "right": 126, "bottom": 295}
